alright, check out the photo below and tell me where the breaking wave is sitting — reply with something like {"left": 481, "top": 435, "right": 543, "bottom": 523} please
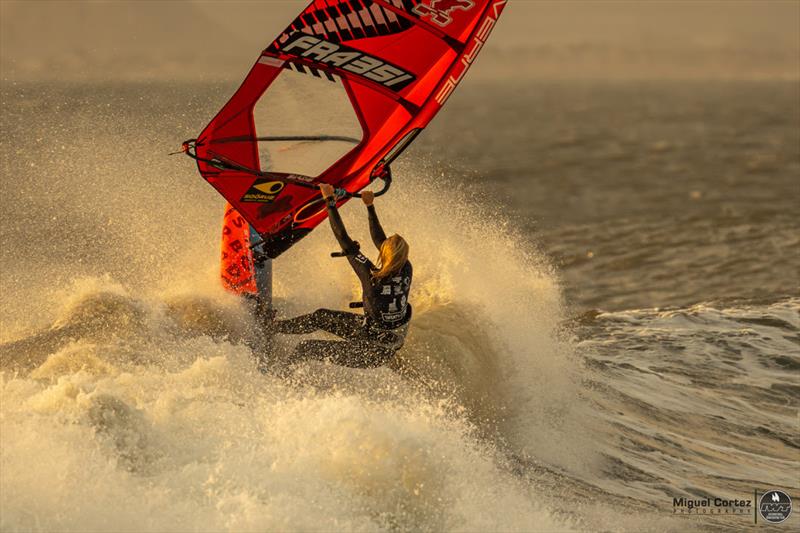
{"left": 1, "top": 164, "right": 592, "bottom": 531}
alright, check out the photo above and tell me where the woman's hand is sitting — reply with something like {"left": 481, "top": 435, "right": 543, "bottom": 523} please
{"left": 361, "top": 190, "right": 374, "bottom": 206}
{"left": 319, "top": 183, "right": 335, "bottom": 199}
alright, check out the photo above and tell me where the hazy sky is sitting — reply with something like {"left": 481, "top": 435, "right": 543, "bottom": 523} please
{"left": 1, "top": 0, "right": 798, "bottom": 81}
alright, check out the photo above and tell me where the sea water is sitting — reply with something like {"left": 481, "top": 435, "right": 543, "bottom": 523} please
{"left": 1, "top": 81, "right": 797, "bottom": 531}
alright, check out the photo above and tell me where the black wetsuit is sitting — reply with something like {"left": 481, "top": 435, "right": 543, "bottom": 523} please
{"left": 273, "top": 199, "right": 412, "bottom": 368}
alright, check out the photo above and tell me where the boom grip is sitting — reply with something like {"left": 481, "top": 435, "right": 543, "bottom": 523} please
{"left": 347, "top": 165, "right": 392, "bottom": 198}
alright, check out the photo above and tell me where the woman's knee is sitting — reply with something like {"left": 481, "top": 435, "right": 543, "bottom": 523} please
{"left": 367, "top": 347, "right": 396, "bottom": 368}
{"left": 311, "top": 308, "right": 336, "bottom": 320}
{"left": 341, "top": 344, "right": 396, "bottom": 368}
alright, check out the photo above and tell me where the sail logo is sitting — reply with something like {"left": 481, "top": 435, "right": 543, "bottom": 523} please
{"left": 241, "top": 180, "right": 285, "bottom": 203}
{"left": 434, "top": 0, "right": 506, "bottom": 105}
{"left": 413, "top": 0, "right": 475, "bottom": 27}
{"left": 281, "top": 33, "right": 415, "bottom": 90}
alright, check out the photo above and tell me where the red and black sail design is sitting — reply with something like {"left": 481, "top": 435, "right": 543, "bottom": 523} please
{"left": 189, "top": 0, "right": 507, "bottom": 259}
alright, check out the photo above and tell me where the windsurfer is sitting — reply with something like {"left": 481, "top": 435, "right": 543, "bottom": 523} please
{"left": 270, "top": 183, "right": 412, "bottom": 368}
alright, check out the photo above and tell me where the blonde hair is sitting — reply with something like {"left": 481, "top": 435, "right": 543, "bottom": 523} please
{"left": 372, "top": 234, "right": 409, "bottom": 280}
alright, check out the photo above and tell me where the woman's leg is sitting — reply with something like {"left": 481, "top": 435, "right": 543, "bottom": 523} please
{"left": 292, "top": 339, "right": 396, "bottom": 368}
{"left": 273, "top": 309, "right": 365, "bottom": 339}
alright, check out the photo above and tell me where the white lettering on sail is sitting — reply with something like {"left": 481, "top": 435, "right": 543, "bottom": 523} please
{"left": 279, "top": 33, "right": 415, "bottom": 91}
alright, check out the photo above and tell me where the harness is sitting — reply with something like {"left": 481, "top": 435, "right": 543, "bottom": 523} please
{"left": 331, "top": 248, "right": 411, "bottom": 347}
{"left": 365, "top": 321, "right": 409, "bottom": 351}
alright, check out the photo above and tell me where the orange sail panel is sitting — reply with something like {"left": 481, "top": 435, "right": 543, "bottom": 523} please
{"left": 220, "top": 204, "right": 258, "bottom": 296}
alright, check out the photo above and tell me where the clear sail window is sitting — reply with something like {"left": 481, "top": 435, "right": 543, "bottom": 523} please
{"left": 252, "top": 66, "right": 364, "bottom": 177}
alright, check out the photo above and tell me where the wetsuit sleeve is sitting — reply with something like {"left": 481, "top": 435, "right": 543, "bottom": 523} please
{"left": 367, "top": 205, "right": 387, "bottom": 250}
{"left": 327, "top": 200, "right": 358, "bottom": 254}
{"left": 327, "top": 201, "right": 374, "bottom": 283}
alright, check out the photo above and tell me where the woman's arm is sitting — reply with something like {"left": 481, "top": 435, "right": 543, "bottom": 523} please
{"left": 320, "top": 184, "right": 374, "bottom": 282}
{"left": 361, "top": 191, "right": 387, "bottom": 249}
{"left": 321, "top": 184, "right": 357, "bottom": 254}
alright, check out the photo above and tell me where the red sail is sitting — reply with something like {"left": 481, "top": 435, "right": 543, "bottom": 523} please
{"left": 192, "top": 0, "right": 507, "bottom": 258}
